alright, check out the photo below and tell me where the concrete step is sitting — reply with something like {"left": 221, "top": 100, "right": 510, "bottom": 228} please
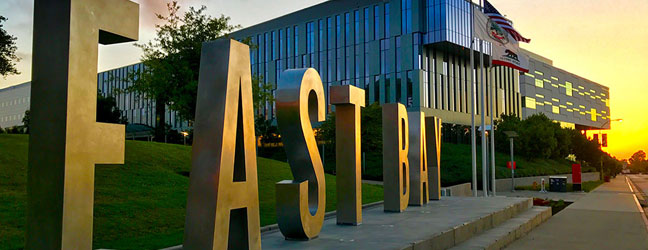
{"left": 402, "top": 198, "right": 533, "bottom": 250}
{"left": 449, "top": 206, "right": 552, "bottom": 250}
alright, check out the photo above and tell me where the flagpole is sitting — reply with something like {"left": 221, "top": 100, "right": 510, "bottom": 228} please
{"left": 479, "top": 0, "right": 488, "bottom": 197}
{"left": 489, "top": 61, "right": 496, "bottom": 196}
{"left": 469, "top": 0, "right": 478, "bottom": 197}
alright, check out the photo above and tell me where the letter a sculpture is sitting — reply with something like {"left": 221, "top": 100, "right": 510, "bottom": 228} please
{"left": 27, "top": 0, "right": 138, "bottom": 249}
{"left": 183, "top": 39, "right": 261, "bottom": 250}
{"left": 408, "top": 112, "right": 429, "bottom": 205}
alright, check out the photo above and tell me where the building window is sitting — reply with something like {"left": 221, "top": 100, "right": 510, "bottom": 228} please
{"left": 264, "top": 32, "right": 269, "bottom": 62}
{"left": 294, "top": 26, "right": 299, "bottom": 61}
{"left": 286, "top": 28, "right": 292, "bottom": 66}
{"left": 401, "top": 0, "right": 412, "bottom": 34}
{"left": 354, "top": 10, "right": 360, "bottom": 45}
{"left": 565, "top": 81, "right": 573, "bottom": 96}
{"left": 407, "top": 70, "right": 413, "bottom": 107}
{"left": 524, "top": 97, "right": 536, "bottom": 110}
{"left": 535, "top": 78, "right": 544, "bottom": 88}
{"left": 591, "top": 108, "right": 597, "bottom": 121}
{"left": 364, "top": 8, "right": 370, "bottom": 42}
{"left": 271, "top": 31, "right": 276, "bottom": 60}
{"left": 380, "top": 39, "right": 389, "bottom": 74}
{"left": 307, "top": 22, "right": 315, "bottom": 67}
{"left": 395, "top": 36, "right": 401, "bottom": 72}
{"left": 552, "top": 106, "right": 560, "bottom": 114}
{"left": 384, "top": 3, "right": 390, "bottom": 37}
{"left": 374, "top": 5, "right": 380, "bottom": 40}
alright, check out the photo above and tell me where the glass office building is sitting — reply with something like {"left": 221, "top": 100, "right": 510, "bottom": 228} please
{"left": 231, "top": 0, "right": 519, "bottom": 126}
{"left": 0, "top": 0, "right": 609, "bottom": 132}
{"left": 0, "top": 64, "right": 190, "bottom": 131}
{"left": 96, "top": 63, "right": 190, "bottom": 131}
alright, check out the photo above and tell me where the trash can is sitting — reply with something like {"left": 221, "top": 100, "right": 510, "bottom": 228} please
{"left": 549, "top": 176, "right": 567, "bottom": 192}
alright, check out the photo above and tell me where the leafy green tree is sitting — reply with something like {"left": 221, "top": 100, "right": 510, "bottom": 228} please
{"left": 125, "top": 1, "right": 240, "bottom": 141}
{"left": 97, "top": 93, "right": 128, "bottom": 124}
{"left": 629, "top": 150, "right": 647, "bottom": 173}
{"left": 518, "top": 114, "right": 557, "bottom": 159}
{"left": 255, "top": 114, "right": 279, "bottom": 145}
{"left": 252, "top": 75, "right": 275, "bottom": 112}
{"left": 569, "top": 129, "right": 602, "bottom": 166}
{"left": 317, "top": 102, "right": 383, "bottom": 179}
{"left": 0, "top": 16, "right": 19, "bottom": 77}
{"left": 601, "top": 153, "right": 623, "bottom": 177}
{"left": 494, "top": 114, "right": 522, "bottom": 155}
{"left": 21, "top": 109, "right": 29, "bottom": 132}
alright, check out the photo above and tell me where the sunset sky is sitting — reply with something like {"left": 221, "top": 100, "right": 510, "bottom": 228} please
{"left": 0, "top": 0, "right": 646, "bottom": 159}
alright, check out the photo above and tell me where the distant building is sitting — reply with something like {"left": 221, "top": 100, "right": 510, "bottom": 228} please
{"left": 0, "top": 63, "right": 190, "bottom": 131}
{"left": 520, "top": 49, "right": 611, "bottom": 130}
{"left": 0, "top": 83, "right": 30, "bottom": 129}
{"left": 0, "top": 0, "right": 610, "bottom": 133}
{"left": 230, "top": 0, "right": 521, "bottom": 126}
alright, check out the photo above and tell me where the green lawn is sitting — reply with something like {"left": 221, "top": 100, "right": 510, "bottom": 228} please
{"left": 0, "top": 134, "right": 384, "bottom": 250}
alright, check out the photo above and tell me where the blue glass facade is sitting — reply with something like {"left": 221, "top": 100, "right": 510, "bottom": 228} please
{"left": 230, "top": 0, "right": 515, "bottom": 125}
{"left": 96, "top": 63, "right": 190, "bottom": 131}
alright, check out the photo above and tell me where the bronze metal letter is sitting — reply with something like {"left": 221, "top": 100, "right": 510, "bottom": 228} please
{"left": 408, "top": 112, "right": 429, "bottom": 205}
{"left": 183, "top": 39, "right": 261, "bottom": 249}
{"left": 426, "top": 116, "right": 443, "bottom": 200}
{"left": 382, "top": 103, "right": 409, "bottom": 212}
{"left": 275, "top": 68, "right": 326, "bottom": 240}
{"left": 27, "top": 0, "right": 137, "bottom": 249}
{"left": 330, "top": 85, "right": 365, "bottom": 225}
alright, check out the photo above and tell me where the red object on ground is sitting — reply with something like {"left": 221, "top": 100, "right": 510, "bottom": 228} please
{"left": 572, "top": 164, "right": 582, "bottom": 184}
{"left": 533, "top": 198, "right": 550, "bottom": 206}
{"left": 507, "top": 161, "right": 517, "bottom": 170}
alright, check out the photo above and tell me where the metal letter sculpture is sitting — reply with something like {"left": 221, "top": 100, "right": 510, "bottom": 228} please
{"left": 183, "top": 40, "right": 261, "bottom": 249}
{"left": 27, "top": 0, "right": 137, "bottom": 248}
{"left": 276, "top": 68, "right": 326, "bottom": 239}
{"left": 383, "top": 103, "right": 410, "bottom": 212}
{"left": 330, "top": 85, "right": 366, "bottom": 225}
{"left": 426, "top": 117, "right": 443, "bottom": 200}
{"left": 408, "top": 112, "right": 429, "bottom": 205}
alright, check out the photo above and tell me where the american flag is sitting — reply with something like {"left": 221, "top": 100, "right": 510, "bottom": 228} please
{"left": 484, "top": 0, "right": 531, "bottom": 43}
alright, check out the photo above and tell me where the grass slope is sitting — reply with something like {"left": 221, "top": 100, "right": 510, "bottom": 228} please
{"left": 440, "top": 142, "right": 589, "bottom": 186}
{"left": 0, "top": 134, "right": 383, "bottom": 249}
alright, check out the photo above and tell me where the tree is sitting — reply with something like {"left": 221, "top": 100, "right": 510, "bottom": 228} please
{"left": 21, "top": 109, "right": 29, "bottom": 133}
{"left": 125, "top": 1, "right": 240, "bottom": 141}
{"left": 255, "top": 114, "right": 279, "bottom": 145}
{"left": 252, "top": 75, "right": 275, "bottom": 112}
{"left": 629, "top": 150, "right": 647, "bottom": 173}
{"left": 0, "top": 16, "right": 20, "bottom": 77}
{"left": 97, "top": 93, "right": 128, "bottom": 124}
{"left": 317, "top": 102, "right": 383, "bottom": 179}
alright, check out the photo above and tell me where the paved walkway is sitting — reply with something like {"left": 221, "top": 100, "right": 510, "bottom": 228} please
{"left": 495, "top": 190, "right": 588, "bottom": 203}
{"left": 506, "top": 176, "right": 648, "bottom": 249}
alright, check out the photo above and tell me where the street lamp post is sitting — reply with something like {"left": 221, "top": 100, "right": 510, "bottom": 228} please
{"left": 597, "top": 118, "right": 622, "bottom": 180}
{"left": 504, "top": 131, "right": 518, "bottom": 192}
{"left": 181, "top": 131, "right": 189, "bottom": 146}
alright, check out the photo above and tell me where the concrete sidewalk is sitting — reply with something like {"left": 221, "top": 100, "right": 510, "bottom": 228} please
{"left": 506, "top": 176, "right": 648, "bottom": 249}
